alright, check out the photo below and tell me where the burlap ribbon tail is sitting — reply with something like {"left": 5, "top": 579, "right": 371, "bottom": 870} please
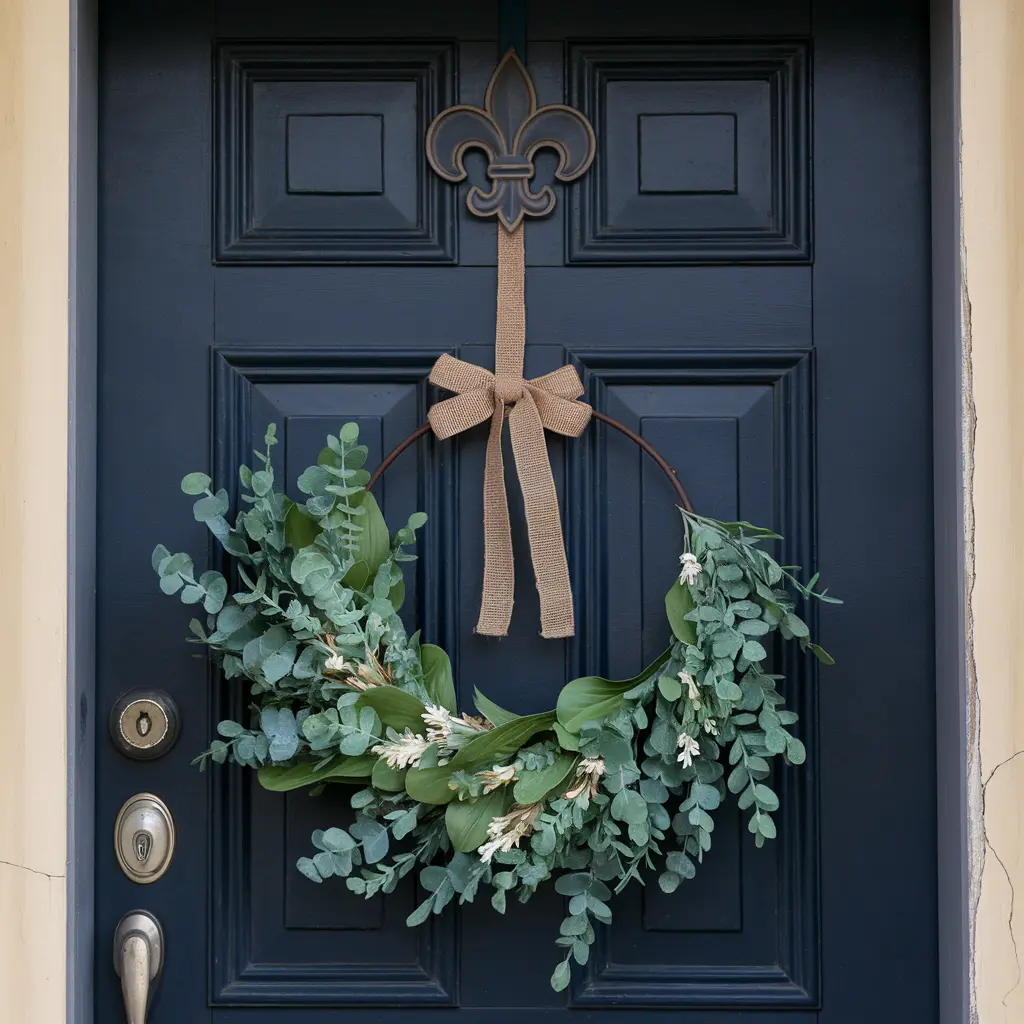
{"left": 427, "top": 224, "right": 591, "bottom": 638}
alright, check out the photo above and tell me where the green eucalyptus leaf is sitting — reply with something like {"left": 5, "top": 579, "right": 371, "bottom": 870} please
{"left": 181, "top": 472, "right": 211, "bottom": 495}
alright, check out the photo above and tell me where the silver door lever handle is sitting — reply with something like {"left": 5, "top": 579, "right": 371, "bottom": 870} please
{"left": 113, "top": 911, "right": 164, "bottom": 1024}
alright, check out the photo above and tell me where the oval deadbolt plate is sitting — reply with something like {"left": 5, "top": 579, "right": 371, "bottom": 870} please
{"left": 109, "top": 688, "right": 180, "bottom": 760}
{"left": 114, "top": 793, "right": 175, "bottom": 884}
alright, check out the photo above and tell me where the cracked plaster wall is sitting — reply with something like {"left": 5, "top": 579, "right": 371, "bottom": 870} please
{"left": 0, "top": 0, "right": 70, "bottom": 1021}
{"left": 962, "top": 1, "right": 1024, "bottom": 1020}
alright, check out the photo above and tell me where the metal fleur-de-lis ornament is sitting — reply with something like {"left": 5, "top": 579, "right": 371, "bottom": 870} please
{"left": 422, "top": 50, "right": 597, "bottom": 639}
{"left": 425, "top": 48, "right": 596, "bottom": 231}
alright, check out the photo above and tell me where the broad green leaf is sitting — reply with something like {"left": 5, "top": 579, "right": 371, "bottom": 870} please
{"left": 404, "top": 763, "right": 456, "bottom": 805}
{"left": 445, "top": 788, "right": 512, "bottom": 853}
{"left": 257, "top": 756, "right": 374, "bottom": 791}
{"left": 345, "top": 492, "right": 389, "bottom": 582}
{"left": 665, "top": 579, "right": 698, "bottom": 645}
{"left": 285, "top": 505, "right": 320, "bottom": 550}
{"left": 474, "top": 688, "right": 520, "bottom": 727}
{"left": 371, "top": 756, "right": 407, "bottom": 792}
{"left": 513, "top": 753, "right": 577, "bottom": 804}
{"left": 556, "top": 650, "right": 670, "bottom": 734}
{"left": 446, "top": 712, "right": 557, "bottom": 773}
{"left": 356, "top": 687, "right": 427, "bottom": 735}
{"left": 421, "top": 644, "right": 457, "bottom": 713}
{"left": 553, "top": 722, "right": 580, "bottom": 751}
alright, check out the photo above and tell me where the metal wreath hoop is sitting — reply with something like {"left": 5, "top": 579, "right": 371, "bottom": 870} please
{"left": 366, "top": 411, "right": 696, "bottom": 515}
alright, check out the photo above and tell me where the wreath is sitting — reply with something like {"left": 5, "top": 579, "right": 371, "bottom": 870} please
{"left": 153, "top": 420, "right": 837, "bottom": 991}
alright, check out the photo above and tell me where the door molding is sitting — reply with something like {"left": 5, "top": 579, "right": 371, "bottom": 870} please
{"left": 60, "top": 3, "right": 968, "bottom": 1023}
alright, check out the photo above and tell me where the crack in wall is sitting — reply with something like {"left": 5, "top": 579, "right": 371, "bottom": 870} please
{"left": 0, "top": 858, "right": 64, "bottom": 882}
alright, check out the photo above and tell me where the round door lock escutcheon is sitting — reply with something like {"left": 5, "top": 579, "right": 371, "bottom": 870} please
{"left": 109, "top": 688, "right": 180, "bottom": 759}
{"left": 114, "top": 793, "right": 175, "bottom": 884}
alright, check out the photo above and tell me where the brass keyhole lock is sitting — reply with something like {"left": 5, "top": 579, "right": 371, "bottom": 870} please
{"left": 109, "top": 689, "right": 180, "bottom": 760}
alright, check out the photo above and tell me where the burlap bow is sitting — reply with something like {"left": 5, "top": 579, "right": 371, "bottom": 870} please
{"left": 427, "top": 225, "right": 591, "bottom": 637}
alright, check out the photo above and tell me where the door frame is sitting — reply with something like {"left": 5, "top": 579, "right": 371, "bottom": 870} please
{"left": 59, "top": 1, "right": 969, "bottom": 1022}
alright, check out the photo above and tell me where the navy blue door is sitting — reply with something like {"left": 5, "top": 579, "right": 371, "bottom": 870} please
{"left": 96, "top": 0, "right": 937, "bottom": 1020}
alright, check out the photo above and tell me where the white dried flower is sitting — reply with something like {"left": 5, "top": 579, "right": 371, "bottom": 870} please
{"left": 421, "top": 703, "right": 452, "bottom": 745}
{"left": 477, "top": 803, "right": 543, "bottom": 863}
{"left": 703, "top": 718, "right": 718, "bottom": 736}
{"left": 324, "top": 652, "right": 348, "bottom": 673}
{"left": 564, "top": 756, "right": 606, "bottom": 800}
{"left": 371, "top": 729, "right": 429, "bottom": 770}
{"left": 477, "top": 763, "right": 518, "bottom": 793}
{"left": 678, "top": 552, "right": 703, "bottom": 585}
{"left": 679, "top": 671, "right": 700, "bottom": 702}
{"left": 676, "top": 732, "right": 701, "bottom": 768}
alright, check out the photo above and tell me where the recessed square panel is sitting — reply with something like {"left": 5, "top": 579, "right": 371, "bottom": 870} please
{"left": 216, "top": 43, "right": 456, "bottom": 263}
{"left": 568, "top": 43, "right": 810, "bottom": 263}
{"left": 286, "top": 114, "right": 384, "bottom": 195}
{"left": 639, "top": 113, "right": 737, "bottom": 194}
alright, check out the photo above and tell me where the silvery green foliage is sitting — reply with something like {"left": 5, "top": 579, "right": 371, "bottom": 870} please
{"left": 154, "top": 423, "right": 837, "bottom": 992}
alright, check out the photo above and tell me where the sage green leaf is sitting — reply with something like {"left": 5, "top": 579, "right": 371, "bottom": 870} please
{"left": 181, "top": 471, "right": 212, "bottom": 495}
{"left": 291, "top": 548, "right": 333, "bottom": 584}
{"left": 610, "top": 788, "right": 647, "bottom": 825}
{"left": 786, "top": 737, "right": 807, "bottom": 764}
{"left": 665, "top": 579, "right": 698, "bottom": 644}
{"left": 257, "top": 756, "right": 374, "bottom": 791}
{"left": 371, "top": 757, "right": 407, "bottom": 792}
{"left": 421, "top": 644, "right": 457, "bottom": 713}
{"left": 692, "top": 782, "right": 721, "bottom": 810}
{"left": 754, "top": 784, "right": 780, "bottom": 811}
{"left": 554, "top": 873, "right": 593, "bottom": 896}
{"left": 805, "top": 642, "right": 835, "bottom": 666}
{"left": 445, "top": 788, "right": 512, "bottom": 853}
{"left": 784, "top": 612, "right": 810, "bottom": 638}
{"left": 151, "top": 543, "right": 170, "bottom": 572}
{"left": 658, "top": 871, "right": 681, "bottom": 893}
{"left": 666, "top": 850, "right": 696, "bottom": 879}
{"left": 193, "top": 489, "right": 230, "bottom": 522}
{"left": 550, "top": 960, "right": 571, "bottom": 992}
{"left": 473, "top": 688, "right": 520, "bottom": 727}
{"left": 356, "top": 687, "right": 427, "bottom": 735}
{"left": 765, "top": 727, "right": 788, "bottom": 754}
{"left": 658, "top": 673, "right": 682, "bottom": 701}
{"left": 339, "top": 422, "right": 359, "bottom": 444}
{"left": 714, "top": 678, "right": 743, "bottom": 702}
{"left": 349, "top": 817, "right": 389, "bottom": 863}
{"left": 513, "top": 753, "right": 577, "bottom": 803}
{"left": 404, "top": 763, "right": 456, "bottom": 805}
{"left": 180, "top": 584, "right": 204, "bottom": 605}
{"left": 392, "top": 808, "right": 418, "bottom": 841}
{"left": 556, "top": 650, "right": 670, "bottom": 733}
{"left": 742, "top": 640, "right": 767, "bottom": 663}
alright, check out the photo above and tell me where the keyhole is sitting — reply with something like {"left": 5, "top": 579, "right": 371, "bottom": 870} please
{"left": 136, "top": 711, "right": 152, "bottom": 738}
{"left": 133, "top": 830, "right": 153, "bottom": 863}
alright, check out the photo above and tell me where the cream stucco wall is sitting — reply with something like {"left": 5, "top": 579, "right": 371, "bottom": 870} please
{"left": 0, "top": 1, "right": 1020, "bottom": 1022}
{"left": 962, "top": 1, "right": 1024, "bottom": 1021}
{"left": 0, "top": 0, "right": 70, "bottom": 1022}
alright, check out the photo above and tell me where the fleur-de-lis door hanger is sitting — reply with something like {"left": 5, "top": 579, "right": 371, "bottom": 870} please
{"left": 423, "top": 49, "right": 597, "bottom": 640}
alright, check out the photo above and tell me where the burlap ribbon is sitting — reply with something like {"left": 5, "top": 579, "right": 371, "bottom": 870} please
{"left": 427, "top": 224, "right": 591, "bottom": 637}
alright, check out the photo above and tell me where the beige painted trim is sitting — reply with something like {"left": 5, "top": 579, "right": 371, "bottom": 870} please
{"left": 0, "top": 1, "right": 70, "bottom": 1022}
